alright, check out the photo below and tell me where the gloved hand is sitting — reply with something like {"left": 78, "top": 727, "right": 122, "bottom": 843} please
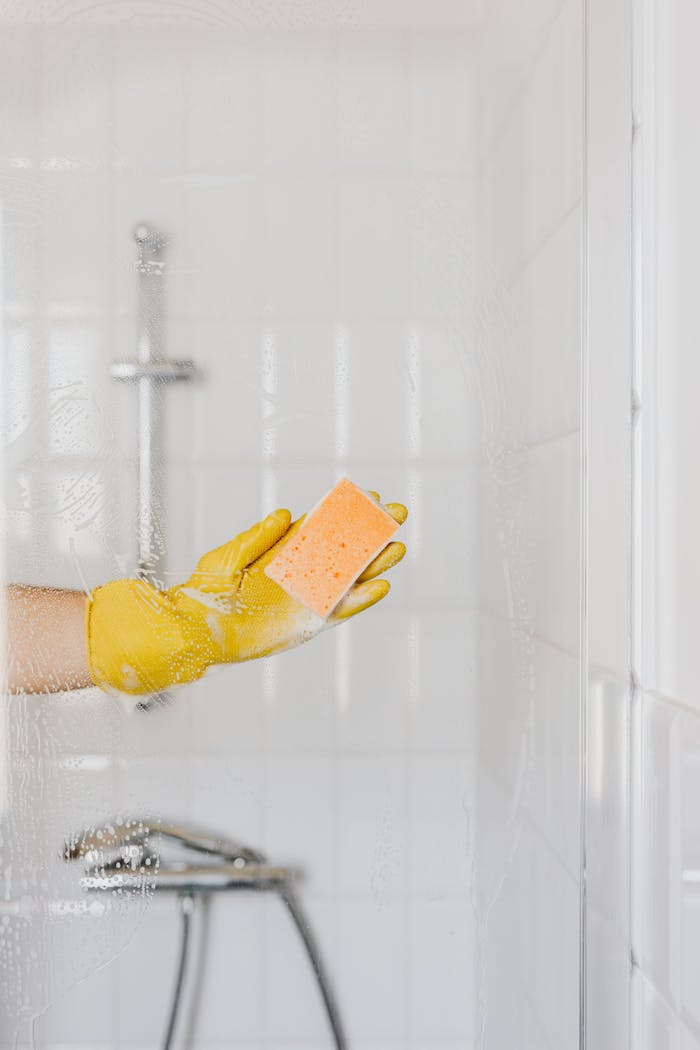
{"left": 87, "top": 495, "right": 407, "bottom": 696}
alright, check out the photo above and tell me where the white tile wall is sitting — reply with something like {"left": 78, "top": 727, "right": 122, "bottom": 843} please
{"left": 585, "top": 0, "right": 634, "bottom": 1045}
{"left": 190, "top": 178, "right": 262, "bottom": 320}
{"left": 261, "top": 632, "right": 336, "bottom": 753}
{"left": 0, "top": 28, "right": 40, "bottom": 166}
{"left": 586, "top": 673, "right": 629, "bottom": 933}
{"left": 37, "top": 30, "right": 111, "bottom": 170}
{"left": 408, "top": 900, "right": 474, "bottom": 1041}
{"left": 587, "top": 907, "right": 630, "bottom": 1050}
{"left": 407, "top": 610, "right": 476, "bottom": 752}
{"left": 642, "top": 0, "right": 700, "bottom": 710}
{"left": 264, "top": 175, "right": 334, "bottom": 316}
{"left": 112, "top": 29, "right": 188, "bottom": 174}
{"left": 187, "top": 33, "right": 261, "bottom": 174}
{"left": 337, "top": 899, "right": 409, "bottom": 1042}
{"left": 43, "top": 176, "right": 110, "bottom": 314}
{"left": 336, "top": 32, "right": 406, "bottom": 171}
{"left": 175, "top": 320, "right": 259, "bottom": 465}
{"left": 631, "top": 0, "right": 700, "bottom": 1045}
{"left": 263, "top": 33, "right": 334, "bottom": 171}
{"left": 342, "top": 322, "right": 411, "bottom": 461}
{"left": 476, "top": 3, "right": 582, "bottom": 290}
{"left": 408, "top": 755, "right": 473, "bottom": 898}
{"left": 37, "top": 951, "right": 119, "bottom": 1046}
{"left": 336, "top": 756, "right": 407, "bottom": 900}
{"left": 408, "top": 175, "right": 474, "bottom": 319}
{"left": 337, "top": 176, "right": 408, "bottom": 316}
{"left": 405, "top": 461, "right": 474, "bottom": 608}
{"left": 496, "top": 204, "right": 582, "bottom": 451}
{"left": 335, "top": 610, "right": 411, "bottom": 753}
{"left": 477, "top": 431, "right": 580, "bottom": 652}
{"left": 635, "top": 693, "right": 682, "bottom": 1006}
{"left": 473, "top": 1, "right": 584, "bottom": 1049}
{"left": 190, "top": 660, "right": 267, "bottom": 755}
{"left": 264, "top": 755, "right": 336, "bottom": 895}
{"left": 408, "top": 32, "right": 475, "bottom": 172}
{"left": 259, "top": 320, "right": 337, "bottom": 463}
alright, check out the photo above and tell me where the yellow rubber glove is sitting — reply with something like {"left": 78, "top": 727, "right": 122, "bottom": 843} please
{"left": 87, "top": 496, "right": 407, "bottom": 696}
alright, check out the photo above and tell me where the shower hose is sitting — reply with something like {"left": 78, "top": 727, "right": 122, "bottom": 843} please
{"left": 162, "top": 885, "right": 347, "bottom": 1050}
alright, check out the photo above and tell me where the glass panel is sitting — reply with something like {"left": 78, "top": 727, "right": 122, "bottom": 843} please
{"left": 471, "top": 2, "right": 584, "bottom": 1048}
{"left": 585, "top": 0, "right": 632, "bottom": 1046}
{"left": 0, "top": 2, "right": 585, "bottom": 1047}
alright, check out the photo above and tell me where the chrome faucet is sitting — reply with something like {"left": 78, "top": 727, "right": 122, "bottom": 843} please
{"left": 65, "top": 816, "right": 347, "bottom": 1050}
{"left": 65, "top": 817, "right": 265, "bottom": 869}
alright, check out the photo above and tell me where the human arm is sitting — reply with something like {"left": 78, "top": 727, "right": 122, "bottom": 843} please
{"left": 5, "top": 585, "right": 91, "bottom": 694}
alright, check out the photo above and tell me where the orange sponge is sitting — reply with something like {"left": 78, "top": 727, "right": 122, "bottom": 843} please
{"left": 264, "top": 478, "right": 400, "bottom": 618}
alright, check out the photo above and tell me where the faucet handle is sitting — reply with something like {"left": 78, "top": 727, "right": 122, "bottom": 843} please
{"left": 64, "top": 816, "right": 266, "bottom": 870}
{"left": 64, "top": 817, "right": 156, "bottom": 873}
{"left": 155, "top": 821, "right": 266, "bottom": 866}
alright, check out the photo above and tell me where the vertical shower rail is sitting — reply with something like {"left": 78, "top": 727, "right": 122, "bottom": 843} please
{"left": 111, "top": 224, "right": 196, "bottom": 703}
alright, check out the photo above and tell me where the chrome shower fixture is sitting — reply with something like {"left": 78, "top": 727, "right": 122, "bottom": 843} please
{"left": 64, "top": 816, "right": 347, "bottom": 1050}
{"left": 111, "top": 224, "right": 196, "bottom": 586}
{"left": 111, "top": 224, "right": 197, "bottom": 711}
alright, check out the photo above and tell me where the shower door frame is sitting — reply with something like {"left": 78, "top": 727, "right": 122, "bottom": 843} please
{"left": 583, "top": 0, "right": 635, "bottom": 1046}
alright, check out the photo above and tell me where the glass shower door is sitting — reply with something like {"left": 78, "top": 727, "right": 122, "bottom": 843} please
{"left": 0, "top": 2, "right": 589, "bottom": 1048}
{"left": 471, "top": 1, "right": 585, "bottom": 1047}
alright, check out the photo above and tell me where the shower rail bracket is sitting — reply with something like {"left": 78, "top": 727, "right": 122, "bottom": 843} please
{"left": 111, "top": 359, "right": 196, "bottom": 383}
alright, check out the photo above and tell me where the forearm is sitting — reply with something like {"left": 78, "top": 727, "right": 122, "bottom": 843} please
{"left": 5, "top": 585, "right": 92, "bottom": 695}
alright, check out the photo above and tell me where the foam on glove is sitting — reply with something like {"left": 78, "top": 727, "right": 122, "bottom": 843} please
{"left": 264, "top": 478, "right": 400, "bottom": 618}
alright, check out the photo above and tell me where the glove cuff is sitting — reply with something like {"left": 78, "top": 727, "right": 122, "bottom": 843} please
{"left": 86, "top": 578, "right": 210, "bottom": 695}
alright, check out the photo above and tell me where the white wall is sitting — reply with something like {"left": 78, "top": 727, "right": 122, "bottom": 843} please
{"left": 1, "top": 16, "right": 478, "bottom": 1050}
{"left": 631, "top": 0, "right": 700, "bottom": 1047}
{"left": 585, "top": 0, "right": 633, "bottom": 1047}
{"left": 472, "top": 1, "right": 583, "bottom": 1047}
{"left": 581, "top": 0, "right": 700, "bottom": 1046}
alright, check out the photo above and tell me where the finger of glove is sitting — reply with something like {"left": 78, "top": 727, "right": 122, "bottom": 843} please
{"left": 328, "top": 578, "right": 390, "bottom": 622}
{"left": 254, "top": 514, "right": 307, "bottom": 570}
{"left": 356, "top": 541, "right": 406, "bottom": 583}
{"left": 385, "top": 502, "right": 408, "bottom": 525}
{"left": 195, "top": 509, "right": 292, "bottom": 580}
{"left": 367, "top": 491, "right": 407, "bottom": 526}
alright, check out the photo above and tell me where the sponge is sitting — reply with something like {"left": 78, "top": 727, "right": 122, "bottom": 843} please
{"left": 264, "top": 478, "right": 400, "bottom": 618}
